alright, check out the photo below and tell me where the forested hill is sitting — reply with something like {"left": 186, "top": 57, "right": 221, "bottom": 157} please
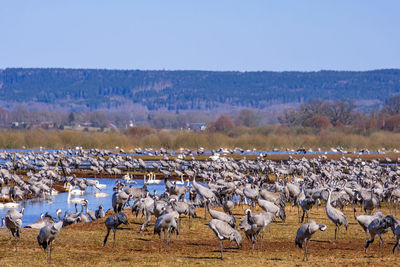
{"left": 0, "top": 68, "right": 399, "bottom": 112}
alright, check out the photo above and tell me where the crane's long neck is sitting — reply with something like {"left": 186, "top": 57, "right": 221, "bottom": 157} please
{"left": 57, "top": 211, "right": 64, "bottom": 222}
{"left": 326, "top": 190, "right": 331, "bottom": 208}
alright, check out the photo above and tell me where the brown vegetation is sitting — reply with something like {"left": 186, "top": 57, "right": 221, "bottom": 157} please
{"left": 1, "top": 126, "right": 400, "bottom": 150}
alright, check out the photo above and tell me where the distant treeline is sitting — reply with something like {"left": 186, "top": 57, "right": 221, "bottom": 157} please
{"left": 1, "top": 68, "right": 400, "bottom": 112}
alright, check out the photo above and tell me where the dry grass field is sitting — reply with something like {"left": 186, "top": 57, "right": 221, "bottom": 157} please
{"left": 1, "top": 204, "right": 399, "bottom": 266}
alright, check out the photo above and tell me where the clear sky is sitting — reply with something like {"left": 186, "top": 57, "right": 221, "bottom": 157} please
{"left": 0, "top": 0, "right": 399, "bottom": 71}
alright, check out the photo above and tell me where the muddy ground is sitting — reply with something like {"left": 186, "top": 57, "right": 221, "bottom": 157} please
{"left": 1, "top": 203, "right": 400, "bottom": 266}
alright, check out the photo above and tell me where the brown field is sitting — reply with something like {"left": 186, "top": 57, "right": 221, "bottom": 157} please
{"left": 1, "top": 204, "right": 399, "bottom": 266}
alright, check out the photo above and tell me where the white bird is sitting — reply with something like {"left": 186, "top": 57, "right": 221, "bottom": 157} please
{"left": 295, "top": 220, "right": 327, "bottom": 261}
{"left": 144, "top": 172, "right": 162, "bottom": 185}
{"left": 95, "top": 192, "right": 109, "bottom": 198}
{"left": 68, "top": 185, "right": 84, "bottom": 196}
{"left": 94, "top": 180, "right": 107, "bottom": 189}
{"left": 67, "top": 188, "right": 85, "bottom": 203}
{"left": 4, "top": 202, "right": 20, "bottom": 209}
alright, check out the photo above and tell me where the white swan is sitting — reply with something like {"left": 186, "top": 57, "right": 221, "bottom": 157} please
{"left": 69, "top": 185, "right": 84, "bottom": 196}
{"left": 94, "top": 180, "right": 107, "bottom": 189}
{"left": 123, "top": 174, "right": 137, "bottom": 184}
{"left": 144, "top": 172, "right": 162, "bottom": 185}
{"left": 3, "top": 202, "right": 20, "bottom": 208}
{"left": 94, "top": 192, "right": 109, "bottom": 198}
{"left": 67, "top": 186, "right": 85, "bottom": 203}
{"left": 175, "top": 175, "right": 185, "bottom": 185}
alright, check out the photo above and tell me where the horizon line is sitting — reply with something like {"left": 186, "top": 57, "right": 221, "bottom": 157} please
{"left": 1, "top": 67, "right": 400, "bottom": 73}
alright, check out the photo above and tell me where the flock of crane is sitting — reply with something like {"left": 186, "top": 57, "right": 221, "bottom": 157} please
{"left": 1, "top": 147, "right": 400, "bottom": 263}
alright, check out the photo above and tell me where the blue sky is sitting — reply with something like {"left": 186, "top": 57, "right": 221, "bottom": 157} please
{"left": 0, "top": 0, "right": 399, "bottom": 71}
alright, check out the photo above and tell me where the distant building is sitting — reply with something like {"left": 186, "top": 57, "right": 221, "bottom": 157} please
{"left": 184, "top": 122, "right": 207, "bottom": 132}
{"left": 11, "top": 121, "right": 27, "bottom": 129}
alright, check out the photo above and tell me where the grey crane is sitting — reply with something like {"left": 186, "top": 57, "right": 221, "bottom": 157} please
{"left": 95, "top": 205, "right": 105, "bottom": 219}
{"left": 257, "top": 198, "right": 286, "bottom": 222}
{"left": 25, "top": 212, "right": 56, "bottom": 229}
{"left": 154, "top": 209, "right": 179, "bottom": 251}
{"left": 103, "top": 212, "right": 129, "bottom": 247}
{"left": 192, "top": 173, "right": 217, "bottom": 219}
{"left": 353, "top": 208, "right": 383, "bottom": 240}
{"left": 37, "top": 209, "right": 63, "bottom": 263}
{"left": 170, "top": 200, "right": 196, "bottom": 229}
{"left": 208, "top": 219, "right": 242, "bottom": 260}
{"left": 207, "top": 201, "right": 236, "bottom": 228}
{"left": 5, "top": 207, "right": 24, "bottom": 250}
{"left": 295, "top": 220, "right": 327, "bottom": 261}
{"left": 300, "top": 198, "right": 316, "bottom": 223}
{"left": 239, "top": 209, "right": 271, "bottom": 249}
{"left": 386, "top": 215, "right": 400, "bottom": 253}
{"left": 325, "top": 189, "right": 348, "bottom": 240}
{"left": 223, "top": 197, "right": 235, "bottom": 215}
{"left": 112, "top": 189, "right": 131, "bottom": 213}
{"left": 364, "top": 215, "right": 393, "bottom": 252}
{"left": 83, "top": 200, "right": 97, "bottom": 221}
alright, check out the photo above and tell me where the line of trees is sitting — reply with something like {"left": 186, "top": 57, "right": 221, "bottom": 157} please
{"left": 278, "top": 96, "right": 400, "bottom": 133}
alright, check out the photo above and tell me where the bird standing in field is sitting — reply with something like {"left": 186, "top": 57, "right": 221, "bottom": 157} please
{"left": 5, "top": 207, "right": 24, "bottom": 250}
{"left": 154, "top": 209, "right": 179, "bottom": 251}
{"left": 239, "top": 209, "right": 272, "bottom": 249}
{"left": 103, "top": 212, "right": 128, "bottom": 247}
{"left": 353, "top": 208, "right": 383, "bottom": 240}
{"left": 37, "top": 209, "right": 63, "bottom": 263}
{"left": 364, "top": 215, "right": 392, "bottom": 252}
{"left": 295, "top": 220, "right": 327, "bottom": 261}
{"left": 208, "top": 219, "right": 242, "bottom": 260}
{"left": 325, "top": 189, "right": 348, "bottom": 240}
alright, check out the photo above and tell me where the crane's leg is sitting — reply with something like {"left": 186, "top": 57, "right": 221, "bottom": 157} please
{"left": 219, "top": 239, "right": 224, "bottom": 260}
{"left": 158, "top": 233, "right": 162, "bottom": 252}
{"left": 103, "top": 228, "right": 111, "bottom": 246}
{"left": 167, "top": 231, "right": 171, "bottom": 251}
{"left": 378, "top": 233, "right": 384, "bottom": 250}
{"left": 140, "top": 212, "right": 151, "bottom": 232}
{"left": 392, "top": 236, "right": 399, "bottom": 254}
{"left": 204, "top": 204, "right": 207, "bottom": 220}
{"left": 113, "top": 229, "right": 116, "bottom": 248}
{"left": 365, "top": 234, "right": 375, "bottom": 252}
{"left": 46, "top": 246, "right": 49, "bottom": 263}
{"left": 301, "top": 210, "right": 305, "bottom": 223}
{"left": 49, "top": 242, "right": 52, "bottom": 264}
{"left": 188, "top": 214, "right": 191, "bottom": 229}
{"left": 304, "top": 239, "right": 308, "bottom": 261}
{"left": 334, "top": 226, "right": 337, "bottom": 240}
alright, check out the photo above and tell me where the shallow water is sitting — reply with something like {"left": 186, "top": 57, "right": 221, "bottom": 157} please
{"left": 0, "top": 178, "right": 171, "bottom": 227}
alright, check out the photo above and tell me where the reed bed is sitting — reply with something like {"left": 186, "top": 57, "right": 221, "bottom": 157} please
{"left": 0, "top": 127, "right": 400, "bottom": 151}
